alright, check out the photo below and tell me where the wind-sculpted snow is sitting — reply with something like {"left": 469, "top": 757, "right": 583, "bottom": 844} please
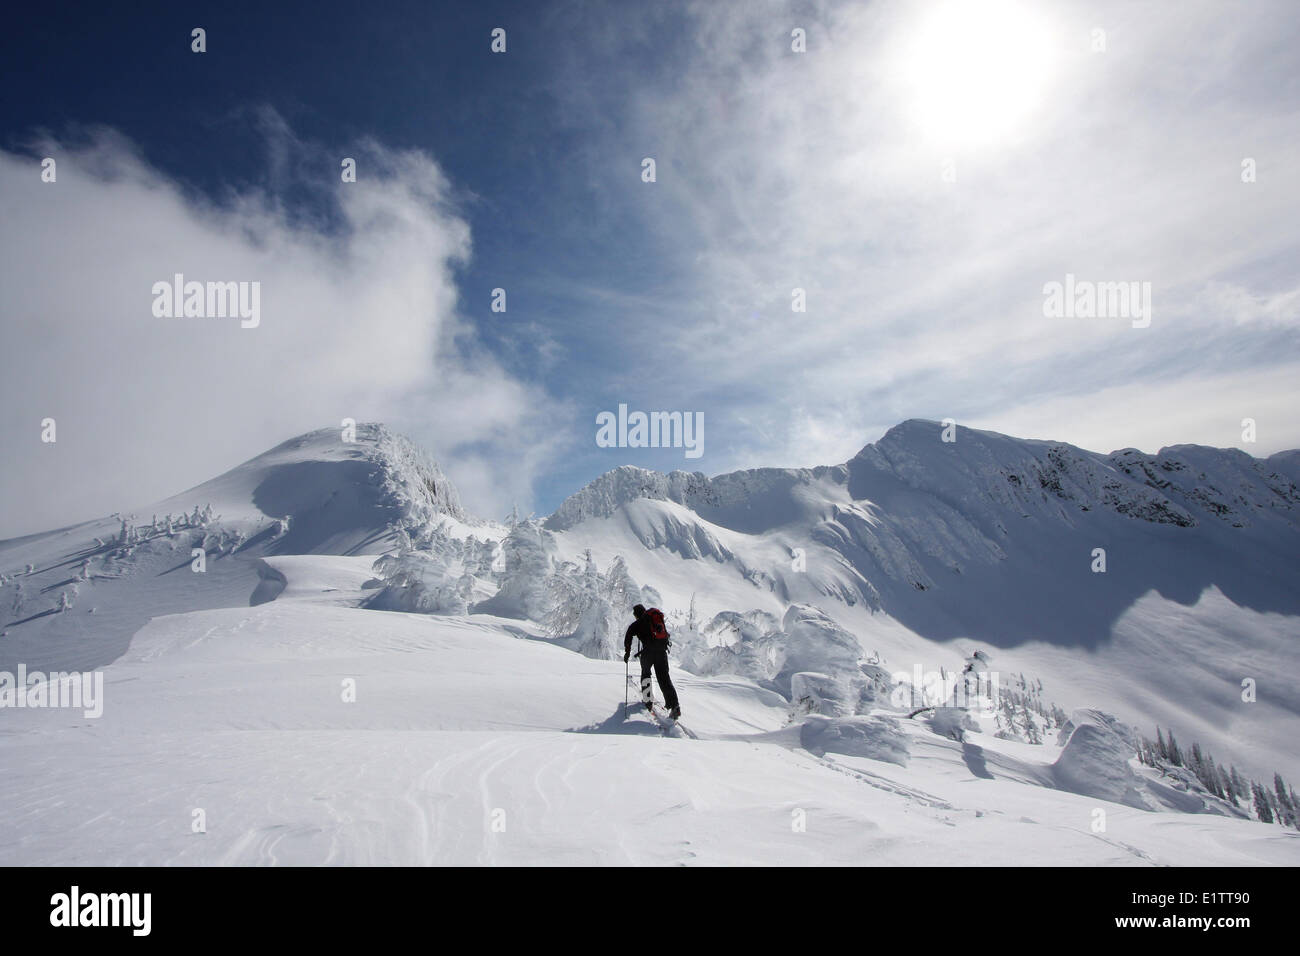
{"left": 619, "top": 499, "right": 733, "bottom": 561}
{"left": 778, "top": 604, "right": 880, "bottom": 709}
{"left": 800, "top": 715, "right": 910, "bottom": 767}
{"left": 250, "top": 558, "right": 288, "bottom": 606}
{"left": 928, "top": 707, "right": 980, "bottom": 742}
{"left": 1052, "top": 710, "right": 1153, "bottom": 810}
{"left": 812, "top": 501, "right": 937, "bottom": 595}
{"left": 1048, "top": 708, "right": 1242, "bottom": 816}
{"left": 671, "top": 604, "right": 893, "bottom": 718}
{"left": 369, "top": 425, "right": 466, "bottom": 527}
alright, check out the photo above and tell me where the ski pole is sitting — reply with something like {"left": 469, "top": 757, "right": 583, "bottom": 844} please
{"left": 624, "top": 656, "right": 629, "bottom": 719}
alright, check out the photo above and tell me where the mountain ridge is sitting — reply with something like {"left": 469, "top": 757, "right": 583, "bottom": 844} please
{"left": 549, "top": 418, "right": 1300, "bottom": 536}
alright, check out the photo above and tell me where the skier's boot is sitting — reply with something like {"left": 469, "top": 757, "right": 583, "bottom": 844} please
{"left": 669, "top": 705, "right": 681, "bottom": 720}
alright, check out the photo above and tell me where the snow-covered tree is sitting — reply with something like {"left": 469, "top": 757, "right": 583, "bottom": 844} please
{"left": 605, "top": 556, "right": 639, "bottom": 612}
{"left": 370, "top": 524, "right": 483, "bottom": 615}
{"left": 466, "top": 537, "right": 497, "bottom": 578}
{"left": 475, "top": 518, "right": 555, "bottom": 620}
{"left": 544, "top": 551, "right": 644, "bottom": 661}
{"left": 389, "top": 523, "right": 414, "bottom": 555}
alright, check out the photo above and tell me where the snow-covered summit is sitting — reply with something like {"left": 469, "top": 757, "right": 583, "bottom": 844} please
{"left": 552, "top": 418, "right": 1300, "bottom": 539}
{"left": 855, "top": 419, "right": 1300, "bottom": 532}
{"left": 547, "top": 418, "right": 1300, "bottom": 621}
{"left": 0, "top": 422, "right": 465, "bottom": 671}
{"left": 150, "top": 421, "right": 466, "bottom": 549}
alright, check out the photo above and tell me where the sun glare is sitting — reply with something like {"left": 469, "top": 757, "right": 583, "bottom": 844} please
{"left": 899, "top": 0, "right": 1058, "bottom": 148}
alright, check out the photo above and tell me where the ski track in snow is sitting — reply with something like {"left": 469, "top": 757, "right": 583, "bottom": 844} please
{"left": 808, "top": 752, "right": 955, "bottom": 811}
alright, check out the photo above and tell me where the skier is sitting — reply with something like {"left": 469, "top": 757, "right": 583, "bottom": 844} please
{"left": 624, "top": 603, "right": 680, "bottom": 719}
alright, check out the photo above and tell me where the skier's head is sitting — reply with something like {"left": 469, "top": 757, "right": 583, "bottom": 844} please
{"left": 632, "top": 604, "right": 646, "bottom": 618}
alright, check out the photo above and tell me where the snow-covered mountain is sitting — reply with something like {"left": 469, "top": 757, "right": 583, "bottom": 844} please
{"left": 548, "top": 419, "right": 1300, "bottom": 636}
{"left": 0, "top": 423, "right": 464, "bottom": 672}
{"left": 549, "top": 420, "right": 1300, "bottom": 788}
{"left": 2, "top": 420, "right": 1298, "bottom": 865}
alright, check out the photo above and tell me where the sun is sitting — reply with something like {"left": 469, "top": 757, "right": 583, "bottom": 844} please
{"left": 897, "top": 0, "right": 1058, "bottom": 148}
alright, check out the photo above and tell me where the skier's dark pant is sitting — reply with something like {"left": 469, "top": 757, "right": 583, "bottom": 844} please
{"left": 639, "top": 641, "right": 678, "bottom": 710}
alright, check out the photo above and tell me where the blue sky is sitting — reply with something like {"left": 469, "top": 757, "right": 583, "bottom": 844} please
{"left": 2, "top": 0, "right": 1299, "bottom": 535}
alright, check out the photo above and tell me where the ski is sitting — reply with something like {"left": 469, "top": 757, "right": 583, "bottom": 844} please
{"left": 646, "top": 701, "right": 697, "bottom": 739}
{"left": 625, "top": 673, "right": 695, "bottom": 738}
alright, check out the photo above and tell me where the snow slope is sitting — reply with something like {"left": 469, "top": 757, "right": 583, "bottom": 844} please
{"left": 2, "top": 420, "right": 1298, "bottom": 865}
{"left": 2, "top": 569, "right": 1295, "bottom": 866}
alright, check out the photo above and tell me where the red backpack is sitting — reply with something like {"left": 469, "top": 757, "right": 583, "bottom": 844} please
{"left": 646, "top": 607, "right": 670, "bottom": 640}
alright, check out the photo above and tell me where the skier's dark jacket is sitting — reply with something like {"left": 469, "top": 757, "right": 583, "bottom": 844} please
{"left": 623, "top": 616, "right": 656, "bottom": 657}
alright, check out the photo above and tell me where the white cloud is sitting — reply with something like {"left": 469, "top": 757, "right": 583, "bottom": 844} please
{"left": 553, "top": 0, "right": 1300, "bottom": 467}
{"left": 967, "top": 363, "right": 1300, "bottom": 458}
{"left": 1199, "top": 280, "right": 1300, "bottom": 327}
{"left": 0, "top": 123, "right": 564, "bottom": 536}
